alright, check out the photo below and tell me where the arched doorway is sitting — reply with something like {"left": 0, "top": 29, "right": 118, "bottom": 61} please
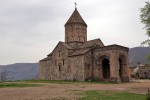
{"left": 102, "top": 58, "right": 110, "bottom": 79}
{"left": 118, "top": 55, "right": 126, "bottom": 81}
{"left": 118, "top": 58, "right": 123, "bottom": 79}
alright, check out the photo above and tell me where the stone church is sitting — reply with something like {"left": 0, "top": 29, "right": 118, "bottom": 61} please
{"left": 39, "top": 7, "right": 130, "bottom": 82}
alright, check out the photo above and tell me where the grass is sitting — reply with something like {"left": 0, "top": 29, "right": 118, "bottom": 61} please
{"left": 0, "top": 81, "right": 147, "bottom": 99}
{"left": 18, "top": 80, "right": 116, "bottom": 84}
{"left": 0, "top": 82, "right": 41, "bottom": 88}
{"left": 37, "top": 90, "right": 146, "bottom": 100}
{"left": 78, "top": 90, "right": 146, "bottom": 100}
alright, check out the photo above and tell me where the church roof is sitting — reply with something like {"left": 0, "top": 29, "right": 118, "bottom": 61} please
{"left": 61, "top": 42, "right": 74, "bottom": 49}
{"left": 39, "top": 56, "right": 52, "bottom": 62}
{"left": 79, "top": 38, "right": 104, "bottom": 49}
{"left": 65, "top": 8, "right": 87, "bottom": 26}
{"left": 47, "top": 53, "right": 52, "bottom": 56}
{"left": 46, "top": 41, "right": 73, "bottom": 56}
{"left": 69, "top": 48, "right": 91, "bottom": 57}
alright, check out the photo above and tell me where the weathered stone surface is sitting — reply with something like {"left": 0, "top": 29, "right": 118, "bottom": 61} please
{"left": 39, "top": 8, "right": 130, "bottom": 82}
{"left": 137, "top": 65, "right": 150, "bottom": 79}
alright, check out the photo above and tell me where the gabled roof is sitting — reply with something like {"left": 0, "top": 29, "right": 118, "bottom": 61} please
{"left": 52, "top": 41, "right": 74, "bottom": 53}
{"left": 65, "top": 8, "right": 87, "bottom": 26}
{"left": 69, "top": 48, "right": 91, "bottom": 57}
{"left": 93, "top": 44, "right": 129, "bottom": 52}
{"left": 61, "top": 42, "right": 74, "bottom": 50}
{"left": 47, "top": 53, "right": 52, "bottom": 56}
{"left": 39, "top": 56, "right": 52, "bottom": 62}
{"left": 47, "top": 41, "right": 74, "bottom": 56}
{"left": 40, "top": 42, "right": 74, "bottom": 62}
{"left": 79, "top": 38, "right": 104, "bottom": 49}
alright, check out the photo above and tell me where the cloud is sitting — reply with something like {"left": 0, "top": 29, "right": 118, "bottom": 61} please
{"left": 0, "top": 0, "right": 148, "bottom": 64}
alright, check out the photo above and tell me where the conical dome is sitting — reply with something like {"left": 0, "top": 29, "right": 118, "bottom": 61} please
{"left": 65, "top": 8, "right": 87, "bottom": 48}
{"left": 65, "top": 8, "right": 87, "bottom": 26}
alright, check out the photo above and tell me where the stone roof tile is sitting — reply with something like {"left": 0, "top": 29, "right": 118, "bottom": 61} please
{"left": 39, "top": 56, "right": 52, "bottom": 62}
{"left": 61, "top": 42, "right": 74, "bottom": 50}
{"left": 69, "top": 48, "right": 91, "bottom": 57}
{"left": 65, "top": 8, "right": 87, "bottom": 26}
{"left": 79, "top": 38, "right": 104, "bottom": 48}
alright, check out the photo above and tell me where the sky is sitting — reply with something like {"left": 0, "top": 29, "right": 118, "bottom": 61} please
{"left": 0, "top": 0, "right": 149, "bottom": 65}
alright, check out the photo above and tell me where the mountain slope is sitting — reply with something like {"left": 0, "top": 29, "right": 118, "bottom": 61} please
{"left": 129, "top": 47, "right": 150, "bottom": 66}
{"left": 0, "top": 63, "right": 39, "bottom": 81}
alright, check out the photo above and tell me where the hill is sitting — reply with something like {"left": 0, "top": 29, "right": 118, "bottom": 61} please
{"left": 129, "top": 47, "right": 150, "bottom": 66}
{"left": 0, "top": 63, "right": 39, "bottom": 81}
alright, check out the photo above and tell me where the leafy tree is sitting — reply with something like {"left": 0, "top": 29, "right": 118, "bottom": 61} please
{"left": 140, "top": 1, "right": 150, "bottom": 60}
{"left": 140, "top": 1, "right": 150, "bottom": 46}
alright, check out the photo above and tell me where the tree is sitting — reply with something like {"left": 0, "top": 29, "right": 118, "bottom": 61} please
{"left": 140, "top": 1, "right": 150, "bottom": 46}
{"left": 140, "top": 2, "right": 150, "bottom": 61}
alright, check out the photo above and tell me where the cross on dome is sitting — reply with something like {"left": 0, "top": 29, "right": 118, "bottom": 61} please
{"left": 75, "top": 2, "right": 77, "bottom": 9}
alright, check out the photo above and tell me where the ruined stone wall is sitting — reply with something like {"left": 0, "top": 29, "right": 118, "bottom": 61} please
{"left": 137, "top": 65, "right": 150, "bottom": 79}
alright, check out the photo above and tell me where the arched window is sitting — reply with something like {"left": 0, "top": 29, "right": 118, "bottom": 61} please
{"left": 118, "top": 55, "right": 127, "bottom": 81}
{"left": 63, "top": 59, "right": 65, "bottom": 65}
{"left": 59, "top": 64, "right": 61, "bottom": 71}
{"left": 58, "top": 50, "right": 61, "bottom": 57}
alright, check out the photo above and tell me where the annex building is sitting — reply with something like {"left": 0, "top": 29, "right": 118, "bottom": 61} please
{"left": 39, "top": 7, "right": 130, "bottom": 82}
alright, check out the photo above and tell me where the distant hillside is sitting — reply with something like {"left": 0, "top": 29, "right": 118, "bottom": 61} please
{"left": 0, "top": 63, "right": 39, "bottom": 81}
{"left": 129, "top": 47, "right": 150, "bottom": 66}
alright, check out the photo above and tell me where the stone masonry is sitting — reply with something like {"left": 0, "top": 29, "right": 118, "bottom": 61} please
{"left": 39, "top": 7, "right": 130, "bottom": 82}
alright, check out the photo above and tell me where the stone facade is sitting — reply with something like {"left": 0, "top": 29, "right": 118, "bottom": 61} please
{"left": 39, "top": 8, "right": 130, "bottom": 82}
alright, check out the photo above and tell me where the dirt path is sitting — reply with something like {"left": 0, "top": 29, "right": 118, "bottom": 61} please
{"left": 0, "top": 80, "right": 150, "bottom": 100}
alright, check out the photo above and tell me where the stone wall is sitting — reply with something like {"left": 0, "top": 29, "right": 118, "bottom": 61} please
{"left": 65, "top": 24, "right": 87, "bottom": 43}
{"left": 68, "top": 55, "right": 85, "bottom": 81}
{"left": 93, "top": 45, "right": 130, "bottom": 82}
{"left": 39, "top": 60, "right": 52, "bottom": 80}
{"left": 39, "top": 42, "right": 71, "bottom": 80}
{"left": 137, "top": 65, "right": 150, "bottom": 79}
{"left": 84, "top": 50, "right": 93, "bottom": 80}
{"left": 39, "top": 61, "right": 46, "bottom": 80}
{"left": 51, "top": 43, "right": 70, "bottom": 80}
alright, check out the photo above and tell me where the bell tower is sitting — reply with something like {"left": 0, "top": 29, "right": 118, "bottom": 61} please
{"left": 65, "top": 6, "right": 87, "bottom": 48}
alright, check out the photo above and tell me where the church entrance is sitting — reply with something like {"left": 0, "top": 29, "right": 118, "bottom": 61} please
{"left": 102, "top": 58, "right": 110, "bottom": 79}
